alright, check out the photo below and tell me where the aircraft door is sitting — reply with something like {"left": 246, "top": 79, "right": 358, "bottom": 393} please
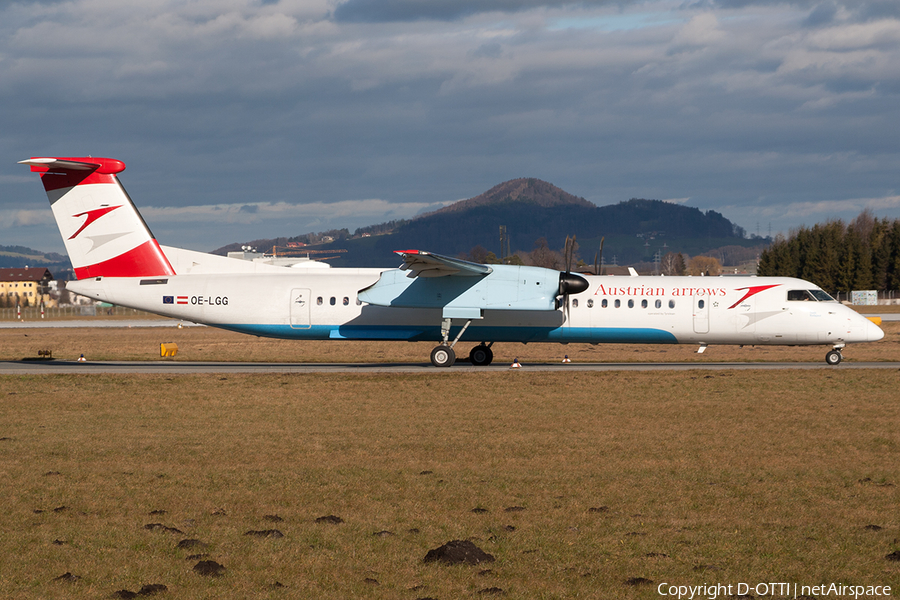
{"left": 692, "top": 292, "right": 710, "bottom": 334}
{"left": 290, "top": 288, "right": 311, "bottom": 329}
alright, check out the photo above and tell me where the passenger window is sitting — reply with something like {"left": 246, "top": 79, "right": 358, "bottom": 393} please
{"left": 587, "top": 299, "right": 594, "bottom": 308}
{"left": 669, "top": 300, "right": 675, "bottom": 309}
{"left": 628, "top": 299, "right": 634, "bottom": 308}
{"left": 655, "top": 299, "right": 661, "bottom": 309}
{"left": 343, "top": 297, "right": 349, "bottom": 306}
{"left": 317, "top": 297, "right": 323, "bottom": 305}
{"left": 614, "top": 299, "right": 621, "bottom": 308}
{"left": 330, "top": 297, "right": 336, "bottom": 306}
{"left": 641, "top": 299, "right": 648, "bottom": 309}
{"left": 572, "top": 299, "right": 579, "bottom": 308}
{"left": 601, "top": 299, "right": 608, "bottom": 308}
{"left": 698, "top": 299, "right": 705, "bottom": 309}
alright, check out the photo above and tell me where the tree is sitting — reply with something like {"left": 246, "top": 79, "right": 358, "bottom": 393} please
{"left": 687, "top": 256, "right": 721, "bottom": 276}
{"left": 529, "top": 237, "right": 565, "bottom": 270}
{"left": 464, "top": 245, "right": 491, "bottom": 263}
{"left": 660, "top": 252, "right": 686, "bottom": 276}
{"left": 756, "top": 211, "right": 900, "bottom": 292}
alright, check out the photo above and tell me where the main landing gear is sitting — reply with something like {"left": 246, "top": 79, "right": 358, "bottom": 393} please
{"left": 429, "top": 317, "right": 470, "bottom": 368}
{"left": 430, "top": 345, "right": 456, "bottom": 368}
{"left": 430, "top": 342, "right": 494, "bottom": 367}
{"left": 468, "top": 343, "right": 494, "bottom": 366}
{"left": 825, "top": 344, "right": 844, "bottom": 366}
{"left": 429, "top": 318, "right": 494, "bottom": 367}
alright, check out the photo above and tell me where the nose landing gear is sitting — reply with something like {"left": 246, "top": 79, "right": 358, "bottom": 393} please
{"left": 825, "top": 344, "right": 845, "bottom": 365}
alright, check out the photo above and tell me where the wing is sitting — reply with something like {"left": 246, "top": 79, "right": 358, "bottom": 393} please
{"left": 395, "top": 250, "right": 493, "bottom": 278}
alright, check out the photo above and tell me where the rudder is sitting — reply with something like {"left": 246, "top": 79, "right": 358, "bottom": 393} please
{"left": 20, "top": 157, "right": 175, "bottom": 279}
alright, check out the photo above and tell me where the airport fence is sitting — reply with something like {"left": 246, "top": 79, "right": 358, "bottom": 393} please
{"left": 832, "top": 290, "right": 900, "bottom": 305}
{"left": 0, "top": 306, "right": 159, "bottom": 321}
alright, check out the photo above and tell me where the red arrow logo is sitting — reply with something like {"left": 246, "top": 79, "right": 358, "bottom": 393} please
{"left": 69, "top": 205, "right": 121, "bottom": 240}
{"left": 727, "top": 284, "right": 781, "bottom": 309}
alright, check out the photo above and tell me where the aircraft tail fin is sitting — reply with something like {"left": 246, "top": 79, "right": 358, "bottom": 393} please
{"left": 19, "top": 157, "right": 175, "bottom": 279}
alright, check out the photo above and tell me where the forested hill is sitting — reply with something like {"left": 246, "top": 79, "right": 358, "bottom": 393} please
{"left": 424, "top": 178, "right": 596, "bottom": 215}
{"left": 0, "top": 245, "right": 69, "bottom": 270}
{"left": 212, "top": 178, "right": 752, "bottom": 267}
{"left": 354, "top": 178, "right": 744, "bottom": 264}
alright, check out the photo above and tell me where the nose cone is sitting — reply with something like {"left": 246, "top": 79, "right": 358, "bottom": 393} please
{"left": 559, "top": 272, "right": 589, "bottom": 296}
{"left": 866, "top": 318, "right": 885, "bottom": 342}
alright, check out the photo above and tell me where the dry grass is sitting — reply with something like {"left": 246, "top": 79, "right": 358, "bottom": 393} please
{"left": 1, "top": 370, "right": 899, "bottom": 599}
{"left": 2, "top": 321, "right": 898, "bottom": 364}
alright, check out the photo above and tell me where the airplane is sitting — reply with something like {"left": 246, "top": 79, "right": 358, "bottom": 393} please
{"left": 20, "top": 156, "right": 884, "bottom": 367}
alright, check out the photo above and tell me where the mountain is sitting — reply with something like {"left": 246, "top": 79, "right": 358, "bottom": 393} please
{"left": 426, "top": 178, "right": 596, "bottom": 215}
{"left": 214, "top": 178, "right": 759, "bottom": 267}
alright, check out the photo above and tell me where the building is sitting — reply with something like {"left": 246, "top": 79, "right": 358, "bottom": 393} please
{"left": 0, "top": 268, "right": 56, "bottom": 308}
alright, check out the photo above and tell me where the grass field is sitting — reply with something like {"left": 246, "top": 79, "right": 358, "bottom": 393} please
{"left": 1, "top": 328, "right": 899, "bottom": 599}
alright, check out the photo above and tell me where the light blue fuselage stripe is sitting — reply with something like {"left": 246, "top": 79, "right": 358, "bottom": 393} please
{"left": 216, "top": 323, "right": 679, "bottom": 344}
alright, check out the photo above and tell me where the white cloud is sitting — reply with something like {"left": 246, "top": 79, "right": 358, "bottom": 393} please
{"left": 139, "top": 198, "right": 444, "bottom": 226}
{"left": 807, "top": 19, "right": 900, "bottom": 51}
{"left": 671, "top": 13, "right": 727, "bottom": 49}
{"left": 0, "top": 209, "right": 55, "bottom": 228}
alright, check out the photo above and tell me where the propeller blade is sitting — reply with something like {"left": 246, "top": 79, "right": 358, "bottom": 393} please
{"left": 597, "top": 237, "right": 604, "bottom": 275}
{"left": 561, "top": 235, "right": 578, "bottom": 321}
{"left": 566, "top": 234, "right": 576, "bottom": 273}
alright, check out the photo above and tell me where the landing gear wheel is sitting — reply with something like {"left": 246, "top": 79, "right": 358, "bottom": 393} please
{"left": 825, "top": 350, "right": 842, "bottom": 365}
{"left": 430, "top": 345, "right": 456, "bottom": 368}
{"left": 469, "top": 344, "right": 494, "bottom": 366}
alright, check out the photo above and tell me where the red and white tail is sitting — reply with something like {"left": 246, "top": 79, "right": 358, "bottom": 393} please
{"left": 19, "top": 157, "right": 175, "bottom": 279}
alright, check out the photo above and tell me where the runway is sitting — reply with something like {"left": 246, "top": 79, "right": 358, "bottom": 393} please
{"left": 2, "top": 359, "right": 898, "bottom": 375}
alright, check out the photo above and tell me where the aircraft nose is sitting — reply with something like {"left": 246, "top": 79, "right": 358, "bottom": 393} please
{"left": 866, "top": 317, "right": 885, "bottom": 342}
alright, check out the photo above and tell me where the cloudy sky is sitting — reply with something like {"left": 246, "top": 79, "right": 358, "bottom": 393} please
{"left": 2, "top": 0, "right": 898, "bottom": 253}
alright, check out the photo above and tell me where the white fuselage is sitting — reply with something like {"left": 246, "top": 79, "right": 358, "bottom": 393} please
{"left": 67, "top": 270, "right": 883, "bottom": 347}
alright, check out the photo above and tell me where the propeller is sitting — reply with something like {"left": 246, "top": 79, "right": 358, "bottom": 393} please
{"left": 557, "top": 235, "right": 589, "bottom": 321}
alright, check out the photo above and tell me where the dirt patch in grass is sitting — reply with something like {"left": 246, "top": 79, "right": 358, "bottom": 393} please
{"left": 424, "top": 540, "right": 495, "bottom": 565}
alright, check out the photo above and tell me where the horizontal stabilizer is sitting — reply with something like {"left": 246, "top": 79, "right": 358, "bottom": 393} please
{"left": 395, "top": 249, "right": 493, "bottom": 278}
{"left": 19, "top": 157, "right": 126, "bottom": 174}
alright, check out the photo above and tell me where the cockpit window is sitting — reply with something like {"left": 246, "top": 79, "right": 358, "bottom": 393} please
{"left": 788, "top": 289, "right": 835, "bottom": 302}
{"left": 809, "top": 289, "right": 835, "bottom": 302}
{"left": 787, "top": 290, "right": 813, "bottom": 301}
